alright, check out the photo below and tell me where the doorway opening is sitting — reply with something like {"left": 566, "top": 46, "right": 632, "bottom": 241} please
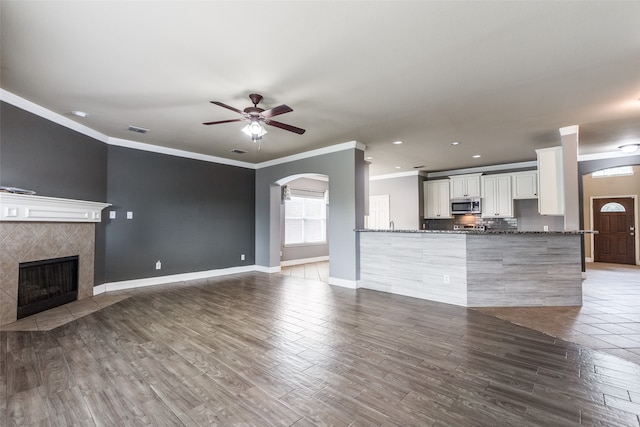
{"left": 278, "top": 174, "right": 330, "bottom": 283}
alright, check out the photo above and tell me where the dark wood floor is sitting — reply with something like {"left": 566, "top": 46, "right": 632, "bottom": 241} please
{"left": 2, "top": 272, "right": 640, "bottom": 426}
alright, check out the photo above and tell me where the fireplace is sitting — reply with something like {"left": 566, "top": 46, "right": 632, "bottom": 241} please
{"left": 0, "top": 194, "right": 110, "bottom": 326}
{"left": 18, "top": 255, "right": 79, "bottom": 319}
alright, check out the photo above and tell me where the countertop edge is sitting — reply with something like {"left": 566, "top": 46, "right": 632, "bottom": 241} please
{"left": 355, "top": 229, "right": 598, "bottom": 235}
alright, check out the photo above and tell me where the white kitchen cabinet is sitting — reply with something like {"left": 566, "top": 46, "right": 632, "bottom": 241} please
{"left": 449, "top": 173, "right": 482, "bottom": 198}
{"left": 536, "top": 147, "right": 564, "bottom": 215}
{"left": 512, "top": 170, "right": 538, "bottom": 199}
{"left": 424, "top": 180, "right": 451, "bottom": 219}
{"left": 481, "top": 174, "right": 513, "bottom": 218}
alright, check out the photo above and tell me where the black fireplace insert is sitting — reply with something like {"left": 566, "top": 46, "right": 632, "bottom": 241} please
{"left": 18, "top": 255, "right": 79, "bottom": 319}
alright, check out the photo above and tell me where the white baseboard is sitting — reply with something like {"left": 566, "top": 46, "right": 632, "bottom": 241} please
{"left": 585, "top": 257, "right": 594, "bottom": 263}
{"left": 94, "top": 265, "right": 257, "bottom": 295}
{"left": 280, "top": 256, "right": 329, "bottom": 267}
{"left": 254, "top": 265, "right": 281, "bottom": 274}
{"left": 93, "top": 264, "right": 362, "bottom": 296}
{"left": 329, "top": 276, "right": 358, "bottom": 289}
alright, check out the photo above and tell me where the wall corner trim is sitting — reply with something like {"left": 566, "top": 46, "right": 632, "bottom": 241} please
{"left": 254, "top": 265, "right": 282, "bottom": 274}
{"left": 328, "top": 276, "right": 358, "bottom": 289}
{"left": 559, "top": 125, "right": 579, "bottom": 136}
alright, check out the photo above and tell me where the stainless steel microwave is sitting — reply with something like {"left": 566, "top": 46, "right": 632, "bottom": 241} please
{"left": 451, "top": 198, "right": 481, "bottom": 215}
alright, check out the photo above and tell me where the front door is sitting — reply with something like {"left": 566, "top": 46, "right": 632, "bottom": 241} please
{"left": 593, "top": 197, "right": 636, "bottom": 265}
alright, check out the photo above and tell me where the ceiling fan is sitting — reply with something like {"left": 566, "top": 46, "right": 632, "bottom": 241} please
{"left": 203, "top": 94, "right": 305, "bottom": 148}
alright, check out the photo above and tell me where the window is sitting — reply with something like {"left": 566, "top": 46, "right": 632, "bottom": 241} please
{"left": 600, "top": 202, "right": 626, "bottom": 213}
{"left": 285, "top": 196, "right": 327, "bottom": 245}
{"left": 592, "top": 166, "right": 634, "bottom": 178}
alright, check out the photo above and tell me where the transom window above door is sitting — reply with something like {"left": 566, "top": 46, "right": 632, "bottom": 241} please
{"left": 600, "top": 202, "right": 626, "bottom": 212}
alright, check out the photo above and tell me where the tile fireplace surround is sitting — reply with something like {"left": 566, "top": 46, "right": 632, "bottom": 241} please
{"left": 0, "top": 193, "right": 110, "bottom": 326}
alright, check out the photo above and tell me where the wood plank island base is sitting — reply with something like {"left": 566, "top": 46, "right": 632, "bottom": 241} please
{"left": 357, "top": 229, "right": 596, "bottom": 307}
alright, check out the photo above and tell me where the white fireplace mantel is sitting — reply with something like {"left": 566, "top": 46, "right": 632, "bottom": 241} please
{"left": 0, "top": 193, "right": 111, "bottom": 222}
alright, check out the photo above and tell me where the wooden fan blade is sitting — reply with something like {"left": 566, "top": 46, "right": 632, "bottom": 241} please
{"left": 210, "top": 101, "right": 243, "bottom": 115}
{"left": 202, "top": 118, "right": 244, "bottom": 125}
{"left": 265, "top": 119, "right": 306, "bottom": 135}
{"left": 261, "top": 104, "right": 293, "bottom": 118}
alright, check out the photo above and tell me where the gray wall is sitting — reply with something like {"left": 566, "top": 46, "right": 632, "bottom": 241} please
{"left": 369, "top": 175, "right": 421, "bottom": 230}
{"left": 0, "top": 101, "right": 109, "bottom": 282}
{"left": 255, "top": 147, "right": 365, "bottom": 282}
{"left": 105, "top": 146, "right": 255, "bottom": 282}
{"left": 280, "top": 177, "right": 329, "bottom": 262}
{"left": 515, "top": 199, "right": 564, "bottom": 231}
{"left": 1, "top": 101, "right": 256, "bottom": 285}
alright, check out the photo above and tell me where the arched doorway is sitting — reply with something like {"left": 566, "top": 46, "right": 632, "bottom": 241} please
{"left": 277, "top": 174, "right": 330, "bottom": 282}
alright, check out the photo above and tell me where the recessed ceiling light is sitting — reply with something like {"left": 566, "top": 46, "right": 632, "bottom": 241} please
{"left": 395, "top": 166, "right": 402, "bottom": 169}
{"left": 366, "top": 156, "right": 374, "bottom": 160}
{"left": 619, "top": 143, "right": 639, "bottom": 153}
{"left": 392, "top": 140, "right": 403, "bottom": 145}
{"left": 450, "top": 141, "right": 461, "bottom": 146}
{"left": 472, "top": 154, "right": 481, "bottom": 158}
{"left": 71, "top": 110, "right": 88, "bottom": 118}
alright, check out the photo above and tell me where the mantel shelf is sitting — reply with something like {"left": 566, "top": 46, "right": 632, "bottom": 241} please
{"left": 0, "top": 193, "right": 111, "bottom": 222}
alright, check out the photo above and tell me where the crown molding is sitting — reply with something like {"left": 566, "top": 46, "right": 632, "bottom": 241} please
{"left": 369, "top": 170, "right": 425, "bottom": 181}
{"left": 1, "top": 89, "right": 109, "bottom": 143}
{"left": 2, "top": 89, "right": 366, "bottom": 170}
{"left": 427, "top": 161, "right": 537, "bottom": 178}
{"left": 254, "top": 141, "right": 366, "bottom": 169}
{"left": 107, "top": 137, "right": 255, "bottom": 169}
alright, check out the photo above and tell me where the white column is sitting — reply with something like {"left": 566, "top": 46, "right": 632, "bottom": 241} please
{"left": 559, "top": 125, "right": 580, "bottom": 231}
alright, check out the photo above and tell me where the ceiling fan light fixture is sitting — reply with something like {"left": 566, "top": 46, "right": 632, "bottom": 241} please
{"left": 241, "top": 121, "right": 267, "bottom": 138}
{"left": 619, "top": 143, "right": 639, "bottom": 153}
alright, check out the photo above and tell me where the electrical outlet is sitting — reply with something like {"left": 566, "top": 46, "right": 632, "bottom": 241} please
{"left": 543, "top": 225, "right": 549, "bottom": 232}
{"left": 155, "top": 260, "right": 161, "bottom": 270}
{"left": 241, "top": 254, "right": 245, "bottom": 261}
{"left": 109, "top": 211, "right": 116, "bottom": 219}
{"left": 127, "top": 211, "right": 133, "bottom": 219}
{"left": 444, "top": 274, "right": 450, "bottom": 283}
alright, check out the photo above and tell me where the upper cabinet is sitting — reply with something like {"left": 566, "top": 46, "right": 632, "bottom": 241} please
{"left": 481, "top": 174, "right": 513, "bottom": 218}
{"left": 536, "top": 147, "right": 564, "bottom": 215}
{"left": 449, "top": 173, "right": 482, "bottom": 198}
{"left": 424, "top": 180, "right": 451, "bottom": 219}
{"left": 511, "top": 171, "right": 538, "bottom": 199}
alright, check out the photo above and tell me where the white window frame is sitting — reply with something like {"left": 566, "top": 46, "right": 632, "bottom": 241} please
{"left": 592, "top": 166, "right": 634, "bottom": 178}
{"left": 284, "top": 195, "right": 327, "bottom": 246}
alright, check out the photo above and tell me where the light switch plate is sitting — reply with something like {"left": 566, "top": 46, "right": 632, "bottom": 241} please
{"left": 127, "top": 211, "right": 133, "bottom": 219}
{"left": 109, "top": 211, "right": 116, "bottom": 219}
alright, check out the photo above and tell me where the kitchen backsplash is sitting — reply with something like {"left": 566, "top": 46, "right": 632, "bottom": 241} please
{"left": 424, "top": 215, "right": 518, "bottom": 231}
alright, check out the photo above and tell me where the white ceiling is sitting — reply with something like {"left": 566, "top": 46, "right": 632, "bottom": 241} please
{"left": 2, "top": 1, "right": 640, "bottom": 176}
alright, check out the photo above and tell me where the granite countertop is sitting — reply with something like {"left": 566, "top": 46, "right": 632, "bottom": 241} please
{"left": 355, "top": 229, "right": 598, "bottom": 235}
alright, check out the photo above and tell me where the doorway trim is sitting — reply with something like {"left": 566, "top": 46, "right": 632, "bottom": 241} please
{"left": 589, "top": 194, "right": 639, "bottom": 265}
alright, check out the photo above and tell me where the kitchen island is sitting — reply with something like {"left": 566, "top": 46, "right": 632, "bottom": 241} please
{"left": 356, "top": 229, "right": 595, "bottom": 307}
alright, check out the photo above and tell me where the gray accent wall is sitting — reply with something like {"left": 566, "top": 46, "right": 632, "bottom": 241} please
{"left": 255, "top": 147, "right": 365, "bottom": 282}
{"left": 0, "top": 101, "right": 108, "bottom": 283}
{"left": 105, "top": 145, "right": 255, "bottom": 282}
{"left": 1, "top": 101, "right": 256, "bottom": 285}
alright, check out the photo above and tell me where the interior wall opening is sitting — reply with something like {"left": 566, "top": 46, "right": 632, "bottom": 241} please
{"left": 277, "top": 174, "right": 330, "bottom": 283}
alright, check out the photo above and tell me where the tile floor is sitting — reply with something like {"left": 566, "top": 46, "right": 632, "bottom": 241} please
{"left": 479, "top": 262, "right": 640, "bottom": 365}
{"left": 3, "top": 261, "right": 640, "bottom": 367}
